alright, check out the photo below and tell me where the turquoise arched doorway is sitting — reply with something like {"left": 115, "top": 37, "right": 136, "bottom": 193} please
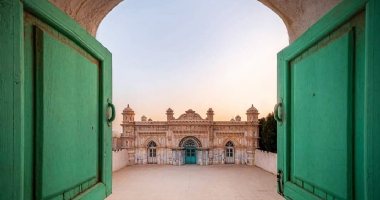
{"left": 179, "top": 136, "right": 202, "bottom": 164}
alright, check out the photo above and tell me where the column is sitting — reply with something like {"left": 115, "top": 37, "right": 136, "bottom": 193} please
{"left": 197, "top": 150, "right": 202, "bottom": 165}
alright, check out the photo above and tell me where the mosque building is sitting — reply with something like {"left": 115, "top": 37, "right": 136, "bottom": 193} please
{"left": 112, "top": 105, "right": 260, "bottom": 165}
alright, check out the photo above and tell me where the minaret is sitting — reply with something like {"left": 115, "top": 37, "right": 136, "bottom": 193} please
{"left": 246, "top": 104, "right": 259, "bottom": 166}
{"left": 122, "top": 104, "right": 135, "bottom": 122}
{"left": 246, "top": 104, "right": 259, "bottom": 122}
{"left": 206, "top": 108, "right": 214, "bottom": 121}
{"left": 121, "top": 104, "right": 136, "bottom": 165}
{"left": 166, "top": 108, "right": 174, "bottom": 121}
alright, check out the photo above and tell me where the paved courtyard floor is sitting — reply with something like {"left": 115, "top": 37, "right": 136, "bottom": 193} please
{"left": 106, "top": 165, "right": 284, "bottom": 200}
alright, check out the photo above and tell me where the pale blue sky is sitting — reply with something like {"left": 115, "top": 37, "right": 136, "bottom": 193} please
{"left": 97, "top": 0, "right": 288, "bottom": 130}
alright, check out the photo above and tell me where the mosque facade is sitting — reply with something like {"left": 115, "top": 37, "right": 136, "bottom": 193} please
{"left": 112, "top": 105, "right": 260, "bottom": 165}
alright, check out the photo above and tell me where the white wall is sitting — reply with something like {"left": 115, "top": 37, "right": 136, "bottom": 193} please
{"left": 254, "top": 149, "right": 277, "bottom": 174}
{"left": 112, "top": 149, "right": 129, "bottom": 172}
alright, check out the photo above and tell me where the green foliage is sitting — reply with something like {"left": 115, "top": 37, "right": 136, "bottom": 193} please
{"left": 258, "top": 113, "right": 277, "bottom": 153}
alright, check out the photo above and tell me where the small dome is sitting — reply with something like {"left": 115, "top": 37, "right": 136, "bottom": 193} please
{"left": 186, "top": 109, "right": 195, "bottom": 113}
{"left": 148, "top": 118, "right": 153, "bottom": 121}
{"left": 141, "top": 115, "right": 147, "bottom": 121}
{"left": 246, "top": 104, "right": 258, "bottom": 113}
{"left": 207, "top": 108, "right": 214, "bottom": 114}
{"left": 123, "top": 104, "right": 134, "bottom": 112}
{"left": 235, "top": 115, "right": 241, "bottom": 121}
{"left": 166, "top": 108, "right": 173, "bottom": 113}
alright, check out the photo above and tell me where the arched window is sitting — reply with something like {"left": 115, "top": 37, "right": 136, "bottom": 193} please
{"left": 148, "top": 141, "right": 157, "bottom": 148}
{"left": 147, "top": 141, "right": 157, "bottom": 164}
{"left": 225, "top": 141, "right": 235, "bottom": 164}
{"left": 226, "top": 141, "right": 234, "bottom": 147}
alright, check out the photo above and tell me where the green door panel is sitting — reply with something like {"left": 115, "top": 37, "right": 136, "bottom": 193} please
{"left": 185, "top": 148, "right": 196, "bottom": 164}
{"left": 1, "top": 0, "right": 113, "bottom": 198}
{"left": 35, "top": 25, "right": 100, "bottom": 199}
{"left": 21, "top": 4, "right": 112, "bottom": 200}
{"left": 277, "top": 4, "right": 367, "bottom": 200}
{"left": 290, "top": 30, "right": 353, "bottom": 199}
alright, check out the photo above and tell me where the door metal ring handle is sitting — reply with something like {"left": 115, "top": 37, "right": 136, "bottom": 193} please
{"left": 274, "top": 101, "right": 283, "bottom": 123}
{"left": 107, "top": 102, "right": 116, "bottom": 126}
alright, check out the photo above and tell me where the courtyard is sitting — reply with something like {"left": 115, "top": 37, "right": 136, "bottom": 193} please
{"left": 106, "top": 165, "right": 283, "bottom": 200}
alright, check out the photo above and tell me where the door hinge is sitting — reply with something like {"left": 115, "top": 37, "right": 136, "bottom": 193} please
{"left": 277, "top": 170, "right": 284, "bottom": 196}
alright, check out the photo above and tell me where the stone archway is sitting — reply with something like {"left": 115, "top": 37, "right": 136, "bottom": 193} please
{"left": 178, "top": 136, "right": 202, "bottom": 165}
{"left": 178, "top": 136, "right": 202, "bottom": 148}
{"left": 49, "top": 0, "right": 340, "bottom": 42}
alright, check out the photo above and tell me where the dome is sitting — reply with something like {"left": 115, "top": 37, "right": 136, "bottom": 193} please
{"left": 166, "top": 108, "right": 173, "bottom": 113}
{"left": 123, "top": 104, "right": 134, "bottom": 113}
{"left": 246, "top": 104, "right": 258, "bottom": 113}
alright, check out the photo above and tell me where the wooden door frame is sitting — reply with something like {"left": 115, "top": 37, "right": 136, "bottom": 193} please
{"left": 0, "top": 0, "right": 112, "bottom": 199}
{"left": 0, "top": 1, "right": 24, "bottom": 199}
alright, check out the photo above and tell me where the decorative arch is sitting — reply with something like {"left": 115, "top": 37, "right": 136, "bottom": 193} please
{"left": 177, "top": 109, "right": 203, "bottom": 120}
{"left": 222, "top": 138, "right": 240, "bottom": 148}
{"left": 147, "top": 141, "right": 157, "bottom": 148}
{"left": 143, "top": 137, "right": 160, "bottom": 147}
{"left": 225, "top": 141, "right": 234, "bottom": 147}
{"left": 178, "top": 136, "right": 202, "bottom": 148}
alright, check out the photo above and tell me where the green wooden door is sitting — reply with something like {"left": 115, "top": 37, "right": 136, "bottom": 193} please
{"left": 0, "top": 0, "right": 113, "bottom": 199}
{"left": 276, "top": 1, "right": 380, "bottom": 199}
{"left": 185, "top": 148, "right": 197, "bottom": 164}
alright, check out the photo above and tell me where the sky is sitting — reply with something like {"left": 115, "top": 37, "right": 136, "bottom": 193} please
{"left": 97, "top": 0, "right": 288, "bottom": 131}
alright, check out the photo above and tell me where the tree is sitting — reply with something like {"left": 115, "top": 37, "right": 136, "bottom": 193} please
{"left": 258, "top": 113, "right": 277, "bottom": 153}
{"left": 258, "top": 117, "right": 266, "bottom": 150}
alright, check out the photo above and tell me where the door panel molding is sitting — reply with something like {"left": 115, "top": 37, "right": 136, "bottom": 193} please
{"left": 277, "top": 1, "right": 368, "bottom": 199}
{"left": 9, "top": 0, "right": 112, "bottom": 199}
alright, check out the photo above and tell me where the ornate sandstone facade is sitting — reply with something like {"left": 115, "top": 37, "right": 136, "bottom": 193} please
{"left": 112, "top": 105, "right": 259, "bottom": 166}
